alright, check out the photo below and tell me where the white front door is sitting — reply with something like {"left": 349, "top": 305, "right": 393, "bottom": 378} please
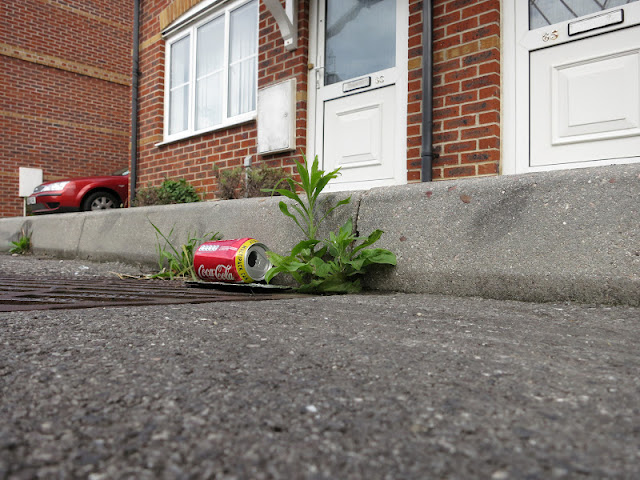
{"left": 506, "top": 1, "right": 640, "bottom": 174}
{"left": 309, "top": 0, "right": 407, "bottom": 191}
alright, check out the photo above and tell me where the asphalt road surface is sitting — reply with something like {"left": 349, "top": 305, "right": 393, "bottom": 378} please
{"left": 1, "top": 256, "right": 639, "bottom": 479}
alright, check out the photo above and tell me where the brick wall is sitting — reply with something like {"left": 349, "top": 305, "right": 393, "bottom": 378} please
{"left": 136, "top": 0, "right": 501, "bottom": 199}
{"left": 137, "top": 0, "right": 310, "bottom": 201}
{"left": 0, "top": 0, "right": 132, "bottom": 217}
{"left": 430, "top": 0, "right": 501, "bottom": 180}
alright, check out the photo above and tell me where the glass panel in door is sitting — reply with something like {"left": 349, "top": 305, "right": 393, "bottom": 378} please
{"left": 324, "top": 0, "right": 396, "bottom": 85}
{"left": 529, "top": 0, "right": 640, "bottom": 29}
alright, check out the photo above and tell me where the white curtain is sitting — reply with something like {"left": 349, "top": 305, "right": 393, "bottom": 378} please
{"left": 169, "top": 36, "right": 190, "bottom": 135}
{"left": 228, "top": 0, "right": 258, "bottom": 117}
{"left": 196, "top": 16, "right": 225, "bottom": 130}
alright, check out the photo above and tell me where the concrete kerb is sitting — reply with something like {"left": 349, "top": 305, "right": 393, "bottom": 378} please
{"left": 1, "top": 164, "right": 638, "bottom": 305}
{"left": 74, "top": 192, "right": 358, "bottom": 266}
{"left": 358, "top": 163, "right": 640, "bottom": 305}
{"left": 1, "top": 192, "right": 359, "bottom": 267}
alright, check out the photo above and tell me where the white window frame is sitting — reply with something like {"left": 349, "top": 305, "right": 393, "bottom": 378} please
{"left": 161, "top": 0, "right": 258, "bottom": 144}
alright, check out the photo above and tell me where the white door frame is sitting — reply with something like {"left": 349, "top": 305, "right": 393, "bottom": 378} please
{"left": 306, "top": 0, "right": 408, "bottom": 190}
{"left": 502, "top": 1, "right": 640, "bottom": 175}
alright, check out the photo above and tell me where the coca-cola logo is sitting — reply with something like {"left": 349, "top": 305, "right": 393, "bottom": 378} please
{"left": 198, "top": 263, "right": 236, "bottom": 281}
{"left": 198, "top": 244, "right": 237, "bottom": 252}
{"left": 198, "top": 244, "right": 220, "bottom": 252}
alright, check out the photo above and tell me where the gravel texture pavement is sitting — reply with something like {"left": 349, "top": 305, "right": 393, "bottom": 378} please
{"left": 1, "top": 255, "right": 639, "bottom": 479}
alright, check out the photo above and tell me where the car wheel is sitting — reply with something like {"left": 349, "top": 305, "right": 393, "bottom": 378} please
{"left": 83, "top": 191, "right": 120, "bottom": 211}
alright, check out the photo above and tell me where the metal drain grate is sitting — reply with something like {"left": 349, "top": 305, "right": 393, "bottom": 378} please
{"left": 0, "top": 275, "right": 293, "bottom": 312}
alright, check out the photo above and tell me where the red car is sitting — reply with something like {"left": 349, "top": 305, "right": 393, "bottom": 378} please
{"left": 27, "top": 168, "right": 129, "bottom": 214}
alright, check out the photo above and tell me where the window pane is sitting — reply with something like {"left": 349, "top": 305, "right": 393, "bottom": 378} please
{"left": 197, "top": 73, "right": 223, "bottom": 128}
{"left": 230, "top": 0, "right": 258, "bottom": 63}
{"left": 196, "top": 17, "right": 224, "bottom": 130}
{"left": 170, "top": 36, "right": 190, "bottom": 88}
{"left": 229, "top": 0, "right": 258, "bottom": 116}
{"left": 197, "top": 17, "right": 224, "bottom": 76}
{"left": 170, "top": 85, "right": 189, "bottom": 134}
{"left": 169, "top": 36, "right": 190, "bottom": 135}
{"left": 325, "top": 0, "right": 396, "bottom": 85}
{"left": 529, "top": 0, "right": 639, "bottom": 30}
{"left": 229, "top": 59, "right": 256, "bottom": 117}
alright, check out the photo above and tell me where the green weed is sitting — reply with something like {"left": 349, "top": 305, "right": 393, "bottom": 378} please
{"left": 149, "top": 220, "right": 220, "bottom": 280}
{"left": 10, "top": 230, "right": 31, "bottom": 255}
{"left": 263, "top": 155, "right": 396, "bottom": 293}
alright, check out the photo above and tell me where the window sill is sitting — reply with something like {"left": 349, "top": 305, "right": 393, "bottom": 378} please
{"left": 155, "top": 113, "right": 256, "bottom": 148}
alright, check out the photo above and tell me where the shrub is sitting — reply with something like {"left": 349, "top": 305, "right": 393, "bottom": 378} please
{"left": 214, "top": 167, "right": 244, "bottom": 200}
{"left": 214, "top": 164, "right": 290, "bottom": 200}
{"left": 246, "top": 164, "right": 291, "bottom": 198}
{"left": 134, "top": 178, "right": 201, "bottom": 206}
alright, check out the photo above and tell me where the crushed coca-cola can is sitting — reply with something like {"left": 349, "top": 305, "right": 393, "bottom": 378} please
{"left": 193, "top": 238, "right": 272, "bottom": 283}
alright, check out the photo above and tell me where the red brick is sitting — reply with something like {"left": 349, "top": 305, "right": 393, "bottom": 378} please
{"left": 479, "top": 137, "right": 500, "bottom": 149}
{"left": 446, "top": 17, "right": 479, "bottom": 36}
{"left": 444, "top": 140, "right": 476, "bottom": 153}
{"left": 444, "top": 165, "right": 476, "bottom": 178}
{"left": 461, "top": 150, "right": 500, "bottom": 164}
{"left": 433, "top": 154, "right": 459, "bottom": 167}
{"left": 461, "top": 125, "right": 500, "bottom": 139}
{"left": 478, "top": 162, "right": 499, "bottom": 175}
{"left": 444, "top": 66, "right": 478, "bottom": 83}
{"left": 444, "top": 114, "right": 477, "bottom": 129}
{"left": 461, "top": 0, "right": 499, "bottom": 19}
{"left": 461, "top": 99, "right": 500, "bottom": 114}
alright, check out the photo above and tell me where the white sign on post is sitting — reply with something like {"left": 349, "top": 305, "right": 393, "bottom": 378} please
{"left": 19, "top": 167, "right": 43, "bottom": 197}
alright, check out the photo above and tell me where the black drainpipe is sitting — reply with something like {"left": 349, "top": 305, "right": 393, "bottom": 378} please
{"left": 130, "top": 0, "right": 140, "bottom": 204}
{"left": 421, "top": 0, "right": 435, "bottom": 182}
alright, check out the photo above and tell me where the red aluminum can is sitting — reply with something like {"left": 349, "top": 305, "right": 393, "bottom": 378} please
{"left": 193, "top": 238, "right": 271, "bottom": 283}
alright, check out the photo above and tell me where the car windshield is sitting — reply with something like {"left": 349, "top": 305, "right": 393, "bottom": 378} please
{"left": 113, "top": 168, "right": 129, "bottom": 176}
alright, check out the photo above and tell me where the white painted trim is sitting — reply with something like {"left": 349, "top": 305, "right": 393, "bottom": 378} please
{"left": 155, "top": 114, "right": 256, "bottom": 147}
{"left": 501, "top": 0, "right": 516, "bottom": 175}
{"left": 395, "top": 0, "right": 409, "bottom": 186}
{"left": 306, "top": 0, "right": 320, "bottom": 162}
{"left": 163, "top": 0, "right": 231, "bottom": 37}
{"left": 503, "top": 0, "right": 533, "bottom": 175}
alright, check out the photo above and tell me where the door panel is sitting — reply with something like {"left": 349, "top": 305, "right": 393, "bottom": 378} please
{"left": 530, "top": 26, "right": 640, "bottom": 167}
{"left": 323, "top": 86, "right": 395, "bottom": 184}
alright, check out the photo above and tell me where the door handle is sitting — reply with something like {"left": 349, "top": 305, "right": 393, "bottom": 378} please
{"left": 314, "top": 66, "right": 325, "bottom": 89}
